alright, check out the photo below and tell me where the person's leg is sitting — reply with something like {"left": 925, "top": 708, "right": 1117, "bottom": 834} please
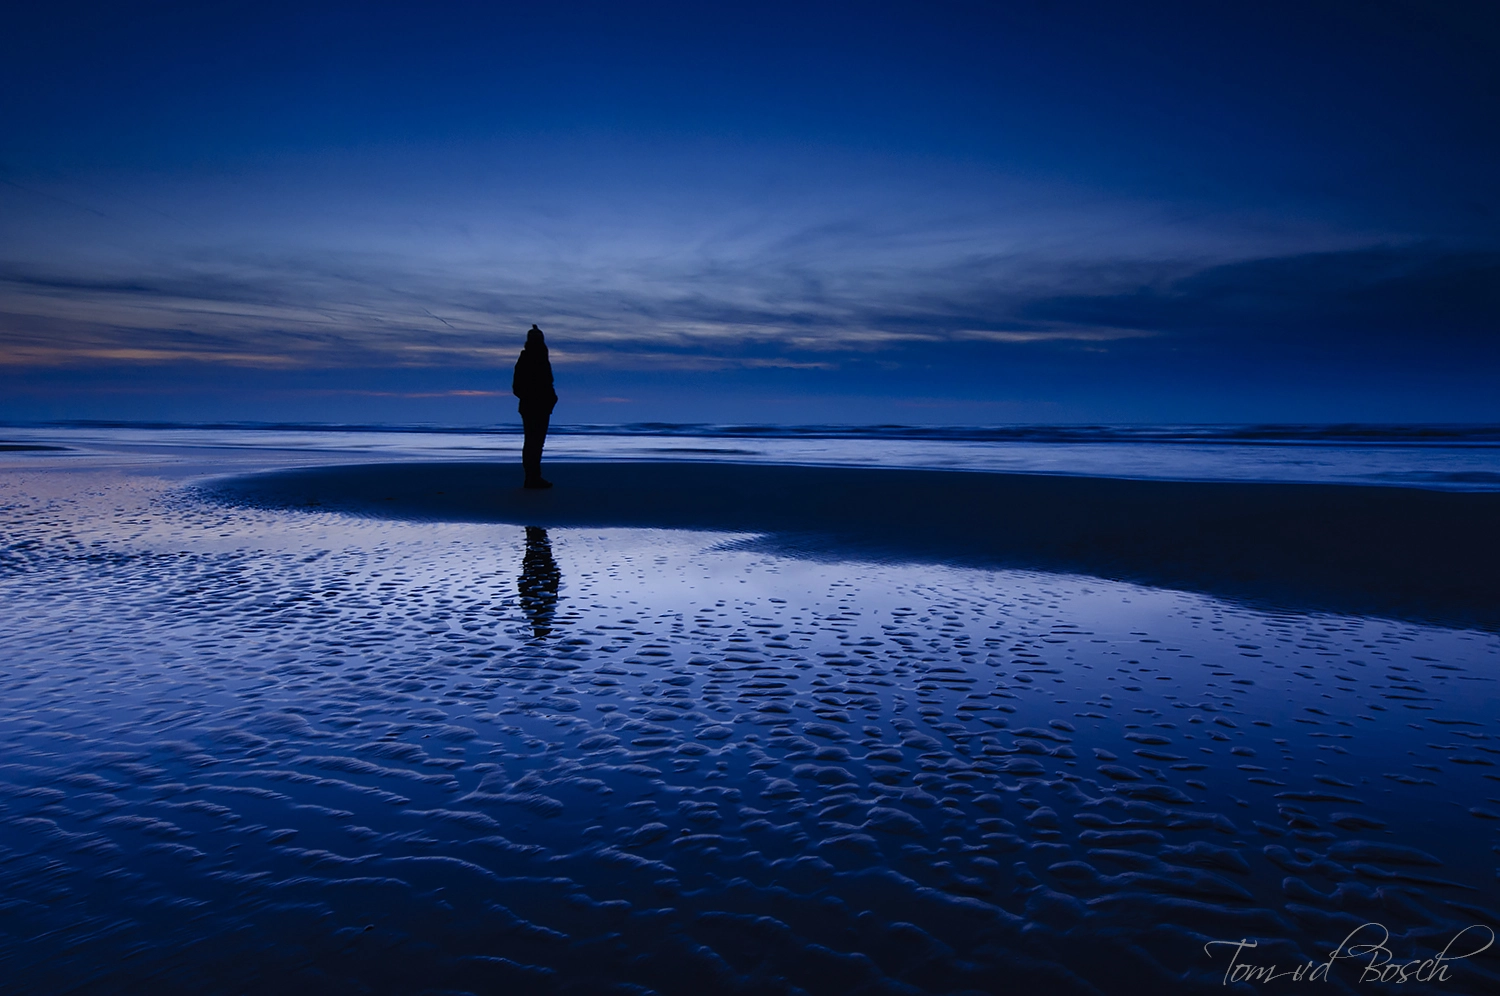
{"left": 534, "top": 412, "right": 551, "bottom": 484}
{"left": 522, "top": 413, "right": 540, "bottom": 483}
{"left": 522, "top": 412, "right": 551, "bottom": 486}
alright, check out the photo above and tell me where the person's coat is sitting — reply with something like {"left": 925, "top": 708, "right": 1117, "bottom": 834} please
{"left": 513, "top": 335, "right": 558, "bottom": 416}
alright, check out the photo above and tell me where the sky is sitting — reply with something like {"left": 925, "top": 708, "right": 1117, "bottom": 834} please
{"left": 1, "top": 0, "right": 1497, "bottom": 425}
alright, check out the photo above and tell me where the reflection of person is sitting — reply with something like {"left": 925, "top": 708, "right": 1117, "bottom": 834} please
{"left": 518, "top": 526, "right": 560, "bottom": 638}
{"left": 512, "top": 324, "right": 557, "bottom": 489}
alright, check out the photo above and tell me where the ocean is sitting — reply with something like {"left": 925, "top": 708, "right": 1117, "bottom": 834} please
{"left": 4, "top": 420, "right": 1500, "bottom": 489}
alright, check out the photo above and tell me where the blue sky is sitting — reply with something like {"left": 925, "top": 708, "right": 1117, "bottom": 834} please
{"left": 2, "top": 0, "right": 1496, "bottom": 424}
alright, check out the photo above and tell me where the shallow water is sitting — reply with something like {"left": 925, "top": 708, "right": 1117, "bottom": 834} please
{"left": 2, "top": 458, "right": 1499, "bottom": 994}
{"left": 4, "top": 421, "right": 1499, "bottom": 491}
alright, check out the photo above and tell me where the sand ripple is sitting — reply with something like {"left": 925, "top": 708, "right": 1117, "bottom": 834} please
{"left": 1, "top": 467, "right": 1498, "bottom": 994}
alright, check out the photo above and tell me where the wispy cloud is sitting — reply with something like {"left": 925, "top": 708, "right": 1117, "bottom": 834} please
{"left": 952, "top": 326, "right": 1159, "bottom": 344}
{"left": 335, "top": 388, "right": 509, "bottom": 399}
{"left": 2, "top": 239, "right": 1493, "bottom": 373}
{"left": 0, "top": 345, "right": 303, "bottom": 367}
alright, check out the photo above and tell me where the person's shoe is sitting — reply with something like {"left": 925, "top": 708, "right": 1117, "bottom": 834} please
{"left": 523, "top": 478, "right": 553, "bottom": 490}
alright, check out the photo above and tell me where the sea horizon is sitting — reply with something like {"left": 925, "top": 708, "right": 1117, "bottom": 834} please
{"left": 8, "top": 417, "right": 1500, "bottom": 440}
{"left": 7, "top": 419, "right": 1500, "bottom": 492}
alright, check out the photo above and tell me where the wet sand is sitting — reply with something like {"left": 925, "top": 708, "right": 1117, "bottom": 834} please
{"left": 2, "top": 455, "right": 1499, "bottom": 995}
{"left": 209, "top": 460, "right": 1500, "bottom": 631}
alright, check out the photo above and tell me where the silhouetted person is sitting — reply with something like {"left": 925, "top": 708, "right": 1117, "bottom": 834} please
{"left": 518, "top": 526, "right": 560, "bottom": 638}
{"left": 512, "top": 324, "right": 557, "bottom": 489}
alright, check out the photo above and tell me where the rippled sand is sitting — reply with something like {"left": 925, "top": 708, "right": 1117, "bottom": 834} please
{"left": 2, "top": 455, "right": 1498, "bottom": 994}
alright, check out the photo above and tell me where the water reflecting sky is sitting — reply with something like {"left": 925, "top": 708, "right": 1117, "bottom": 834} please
{"left": 3, "top": 424, "right": 1498, "bottom": 491}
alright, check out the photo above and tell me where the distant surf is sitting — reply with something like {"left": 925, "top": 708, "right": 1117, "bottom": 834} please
{"left": 10, "top": 418, "right": 1500, "bottom": 445}
{"left": 4, "top": 420, "right": 1500, "bottom": 491}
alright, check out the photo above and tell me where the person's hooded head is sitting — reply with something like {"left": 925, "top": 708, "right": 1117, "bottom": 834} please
{"left": 526, "top": 324, "right": 546, "bottom": 351}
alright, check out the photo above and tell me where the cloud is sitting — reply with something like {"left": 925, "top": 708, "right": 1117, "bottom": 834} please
{"left": 952, "top": 325, "right": 1159, "bottom": 343}
{"left": 335, "top": 389, "right": 508, "bottom": 399}
{"left": 1, "top": 244, "right": 1494, "bottom": 374}
{"left": 0, "top": 345, "right": 302, "bottom": 367}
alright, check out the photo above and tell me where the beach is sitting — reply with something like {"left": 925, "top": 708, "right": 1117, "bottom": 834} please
{"left": 2, "top": 431, "right": 1499, "bottom": 994}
